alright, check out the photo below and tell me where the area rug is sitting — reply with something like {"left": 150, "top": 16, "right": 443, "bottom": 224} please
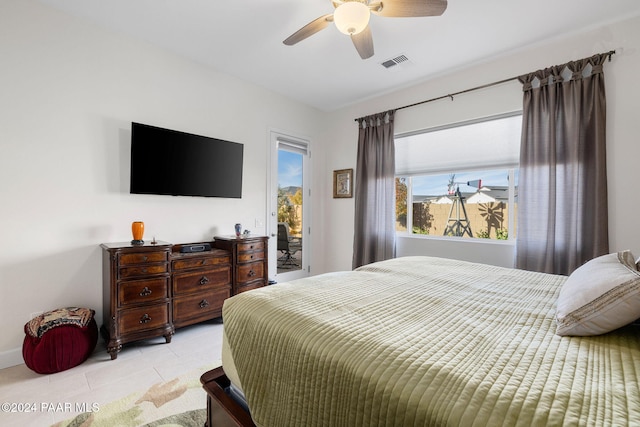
{"left": 52, "top": 362, "right": 220, "bottom": 427}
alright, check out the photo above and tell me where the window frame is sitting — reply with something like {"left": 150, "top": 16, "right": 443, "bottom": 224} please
{"left": 394, "top": 112, "right": 521, "bottom": 242}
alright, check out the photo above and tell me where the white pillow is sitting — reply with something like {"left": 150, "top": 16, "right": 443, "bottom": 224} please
{"left": 555, "top": 250, "right": 640, "bottom": 336}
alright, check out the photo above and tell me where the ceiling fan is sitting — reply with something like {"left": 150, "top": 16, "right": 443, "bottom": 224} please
{"left": 283, "top": 0, "right": 448, "bottom": 60}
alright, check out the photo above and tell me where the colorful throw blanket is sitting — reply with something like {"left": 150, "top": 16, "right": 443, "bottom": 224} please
{"left": 25, "top": 307, "right": 95, "bottom": 338}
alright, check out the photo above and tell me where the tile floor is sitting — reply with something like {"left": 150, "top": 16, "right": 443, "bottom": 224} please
{"left": 0, "top": 319, "right": 224, "bottom": 427}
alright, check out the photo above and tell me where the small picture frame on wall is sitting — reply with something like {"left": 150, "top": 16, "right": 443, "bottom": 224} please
{"left": 333, "top": 168, "right": 353, "bottom": 198}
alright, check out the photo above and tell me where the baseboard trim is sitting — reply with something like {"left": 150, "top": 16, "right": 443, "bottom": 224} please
{"left": 0, "top": 347, "right": 24, "bottom": 370}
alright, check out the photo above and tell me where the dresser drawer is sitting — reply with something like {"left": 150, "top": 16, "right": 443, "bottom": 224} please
{"left": 118, "top": 304, "right": 170, "bottom": 334}
{"left": 119, "top": 264, "right": 168, "bottom": 279}
{"left": 172, "top": 255, "right": 230, "bottom": 271}
{"left": 172, "top": 266, "right": 231, "bottom": 296}
{"left": 118, "top": 278, "right": 169, "bottom": 307}
{"left": 236, "top": 262, "right": 264, "bottom": 284}
{"left": 237, "top": 241, "right": 265, "bottom": 254}
{"left": 119, "top": 251, "right": 168, "bottom": 265}
{"left": 237, "top": 251, "right": 265, "bottom": 263}
{"left": 173, "top": 288, "right": 230, "bottom": 326}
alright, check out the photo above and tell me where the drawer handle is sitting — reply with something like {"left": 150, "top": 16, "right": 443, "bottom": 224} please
{"left": 139, "top": 286, "right": 152, "bottom": 297}
{"left": 199, "top": 299, "right": 209, "bottom": 308}
{"left": 201, "top": 259, "right": 206, "bottom": 265}
{"left": 199, "top": 276, "right": 210, "bottom": 285}
{"left": 248, "top": 270, "right": 256, "bottom": 277}
{"left": 140, "top": 314, "right": 151, "bottom": 324}
{"left": 141, "top": 268, "right": 148, "bottom": 273}
{"left": 249, "top": 245, "right": 254, "bottom": 249}
{"left": 143, "top": 256, "right": 148, "bottom": 261}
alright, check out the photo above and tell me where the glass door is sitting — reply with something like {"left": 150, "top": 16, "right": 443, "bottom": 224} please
{"left": 269, "top": 131, "right": 310, "bottom": 282}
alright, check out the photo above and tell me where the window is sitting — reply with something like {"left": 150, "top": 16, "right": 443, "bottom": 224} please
{"left": 395, "top": 114, "right": 521, "bottom": 240}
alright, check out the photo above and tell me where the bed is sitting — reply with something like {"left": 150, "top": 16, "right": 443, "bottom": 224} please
{"left": 202, "top": 255, "right": 640, "bottom": 426}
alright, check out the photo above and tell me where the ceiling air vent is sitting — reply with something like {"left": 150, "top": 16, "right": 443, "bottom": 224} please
{"left": 381, "top": 54, "right": 411, "bottom": 70}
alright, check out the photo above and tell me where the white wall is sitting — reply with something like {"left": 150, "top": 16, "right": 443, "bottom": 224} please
{"left": 0, "top": 0, "right": 328, "bottom": 367}
{"left": 322, "top": 15, "right": 640, "bottom": 273}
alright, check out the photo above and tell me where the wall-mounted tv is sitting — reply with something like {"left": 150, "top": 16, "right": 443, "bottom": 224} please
{"left": 130, "top": 122, "right": 243, "bottom": 198}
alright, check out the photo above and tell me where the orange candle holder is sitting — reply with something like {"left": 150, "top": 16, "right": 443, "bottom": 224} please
{"left": 131, "top": 221, "right": 145, "bottom": 245}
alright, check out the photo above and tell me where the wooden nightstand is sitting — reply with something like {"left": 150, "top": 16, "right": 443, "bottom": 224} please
{"left": 101, "top": 241, "right": 173, "bottom": 360}
{"left": 213, "top": 235, "right": 269, "bottom": 294}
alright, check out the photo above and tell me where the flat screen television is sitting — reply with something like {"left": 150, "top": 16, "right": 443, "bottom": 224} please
{"left": 130, "top": 122, "right": 243, "bottom": 198}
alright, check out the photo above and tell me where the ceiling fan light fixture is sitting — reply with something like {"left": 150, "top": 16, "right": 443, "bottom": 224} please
{"left": 333, "top": 2, "right": 370, "bottom": 35}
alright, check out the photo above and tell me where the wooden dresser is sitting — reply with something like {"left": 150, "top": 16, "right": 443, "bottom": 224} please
{"left": 101, "top": 241, "right": 174, "bottom": 360}
{"left": 101, "top": 236, "right": 267, "bottom": 359}
{"left": 212, "top": 235, "right": 269, "bottom": 294}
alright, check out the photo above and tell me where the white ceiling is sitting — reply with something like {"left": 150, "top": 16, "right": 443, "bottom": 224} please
{"left": 36, "top": 0, "right": 640, "bottom": 111}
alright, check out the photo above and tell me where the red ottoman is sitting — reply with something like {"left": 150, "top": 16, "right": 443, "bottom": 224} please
{"left": 22, "top": 307, "right": 98, "bottom": 374}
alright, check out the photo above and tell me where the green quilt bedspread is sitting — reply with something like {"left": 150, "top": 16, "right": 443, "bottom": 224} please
{"left": 222, "top": 256, "right": 640, "bottom": 426}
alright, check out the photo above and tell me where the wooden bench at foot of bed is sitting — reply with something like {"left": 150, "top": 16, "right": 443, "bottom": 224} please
{"left": 201, "top": 367, "right": 256, "bottom": 427}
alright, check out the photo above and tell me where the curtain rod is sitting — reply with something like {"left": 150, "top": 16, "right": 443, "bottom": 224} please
{"left": 355, "top": 50, "right": 616, "bottom": 121}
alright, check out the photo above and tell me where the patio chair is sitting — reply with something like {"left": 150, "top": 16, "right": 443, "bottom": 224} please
{"left": 277, "top": 222, "right": 302, "bottom": 268}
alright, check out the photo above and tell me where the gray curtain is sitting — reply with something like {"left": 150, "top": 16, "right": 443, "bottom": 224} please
{"left": 352, "top": 110, "right": 396, "bottom": 269}
{"left": 516, "top": 53, "right": 610, "bottom": 275}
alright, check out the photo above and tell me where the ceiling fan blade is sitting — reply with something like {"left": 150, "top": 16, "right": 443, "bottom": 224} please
{"left": 351, "top": 25, "right": 374, "bottom": 59}
{"left": 370, "top": 0, "right": 447, "bottom": 17}
{"left": 283, "top": 14, "right": 334, "bottom": 46}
